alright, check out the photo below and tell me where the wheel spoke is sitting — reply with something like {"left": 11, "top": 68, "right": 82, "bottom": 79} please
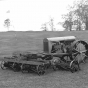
{"left": 76, "top": 54, "right": 85, "bottom": 63}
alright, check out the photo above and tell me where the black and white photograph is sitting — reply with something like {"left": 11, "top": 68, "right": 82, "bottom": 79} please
{"left": 0, "top": 0, "right": 88, "bottom": 88}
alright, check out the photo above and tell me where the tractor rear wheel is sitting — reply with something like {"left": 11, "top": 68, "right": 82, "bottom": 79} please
{"left": 70, "top": 60, "right": 80, "bottom": 73}
{"left": 71, "top": 40, "right": 88, "bottom": 63}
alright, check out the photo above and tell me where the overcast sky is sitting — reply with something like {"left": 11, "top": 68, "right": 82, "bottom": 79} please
{"left": 0, "top": 0, "right": 77, "bottom": 31}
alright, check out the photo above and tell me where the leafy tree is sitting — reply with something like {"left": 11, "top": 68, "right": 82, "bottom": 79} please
{"left": 4, "top": 18, "right": 10, "bottom": 31}
{"left": 74, "top": 0, "right": 88, "bottom": 30}
{"left": 62, "top": 0, "right": 88, "bottom": 31}
{"left": 63, "top": 20, "right": 73, "bottom": 31}
{"left": 62, "top": 11, "right": 73, "bottom": 31}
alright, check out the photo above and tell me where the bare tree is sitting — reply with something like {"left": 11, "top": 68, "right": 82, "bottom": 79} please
{"left": 49, "top": 18, "right": 54, "bottom": 31}
{"left": 41, "top": 17, "right": 56, "bottom": 31}
{"left": 41, "top": 23, "right": 48, "bottom": 31}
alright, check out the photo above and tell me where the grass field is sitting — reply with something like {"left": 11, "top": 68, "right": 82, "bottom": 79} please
{"left": 0, "top": 31, "right": 88, "bottom": 88}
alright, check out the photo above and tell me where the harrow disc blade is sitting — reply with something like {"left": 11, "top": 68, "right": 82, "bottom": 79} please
{"left": 1, "top": 61, "right": 7, "bottom": 70}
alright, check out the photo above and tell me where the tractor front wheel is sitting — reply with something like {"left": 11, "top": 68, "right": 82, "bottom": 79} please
{"left": 70, "top": 60, "right": 80, "bottom": 73}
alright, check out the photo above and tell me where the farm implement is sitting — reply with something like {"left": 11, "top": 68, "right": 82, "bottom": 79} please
{"left": 0, "top": 36, "right": 88, "bottom": 75}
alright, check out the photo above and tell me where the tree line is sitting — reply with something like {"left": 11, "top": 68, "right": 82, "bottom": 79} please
{"left": 41, "top": 0, "right": 88, "bottom": 31}
{"left": 62, "top": 0, "right": 88, "bottom": 31}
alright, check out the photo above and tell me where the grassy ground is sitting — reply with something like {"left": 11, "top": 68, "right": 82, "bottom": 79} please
{"left": 0, "top": 31, "right": 88, "bottom": 88}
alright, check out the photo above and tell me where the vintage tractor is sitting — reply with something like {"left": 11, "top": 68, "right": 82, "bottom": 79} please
{"left": 0, "top": 36, "right": 88, "bottom": 75}
{"left": 43, "top": 36, "right": 88, "bottom": 64}
{"left": 43, "top": 36, "right": 88, "bottom": 72}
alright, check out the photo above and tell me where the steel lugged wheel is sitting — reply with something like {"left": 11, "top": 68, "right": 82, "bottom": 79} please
{"left": 71, "top": 40, "right": 88, "bottom": 63}
{"left": 1, "top": 61, "right": 7, "bottom": 70}
{"left": 70, "top": 60, "right": 80, "bottom": 73}
{"left": 51, "top": 57, "right": 61, "bottom": 71}
{"left": 37, "top": 65, "right": 45, "bottom": 75}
